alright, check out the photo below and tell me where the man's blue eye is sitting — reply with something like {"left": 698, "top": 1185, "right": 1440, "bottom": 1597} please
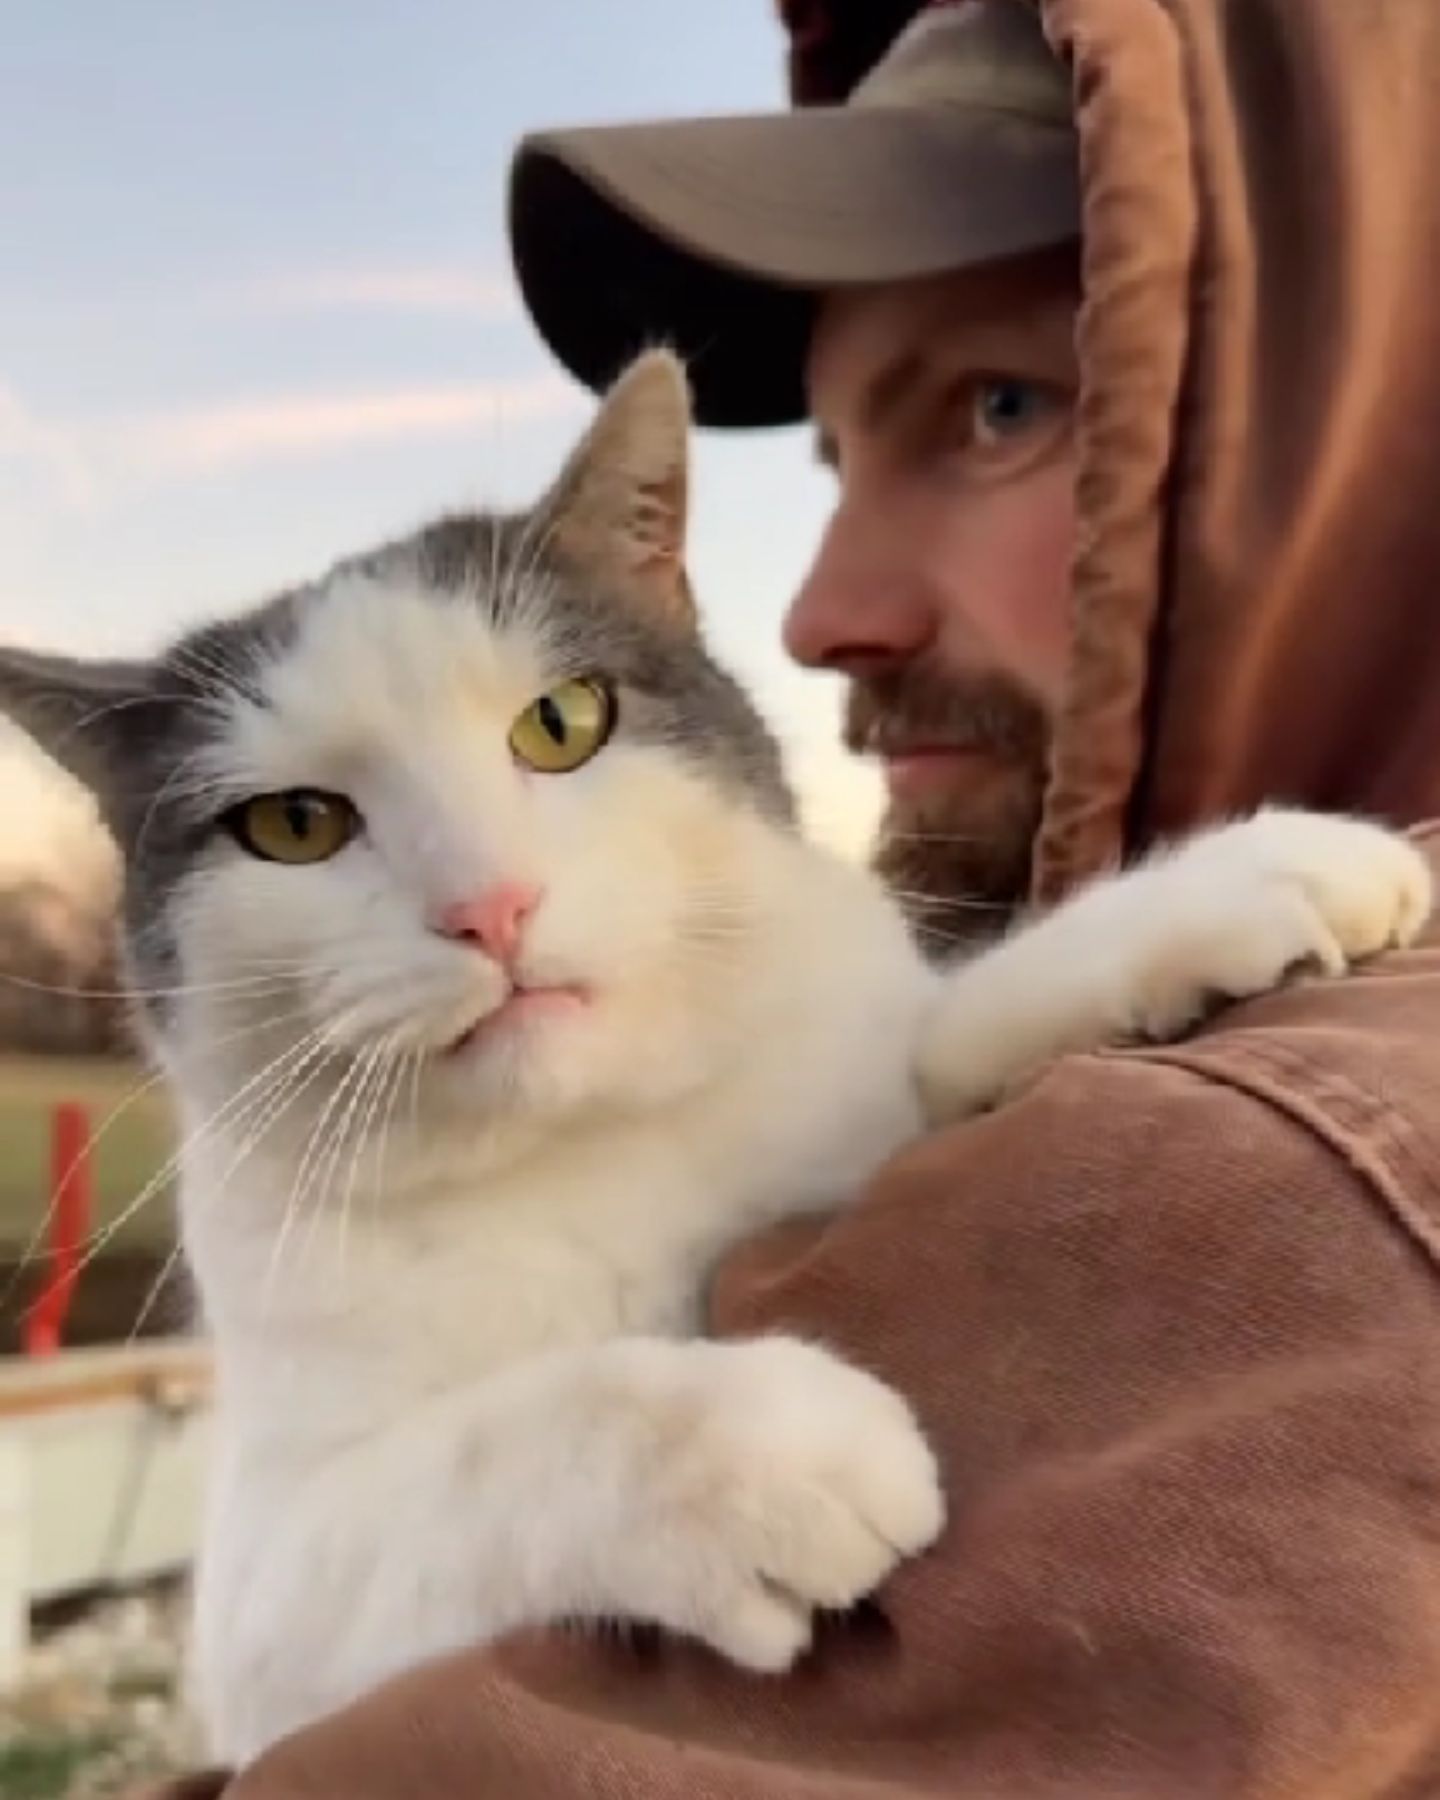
{"left": 973, "top": 377, "right": 1050, "bottom": 441}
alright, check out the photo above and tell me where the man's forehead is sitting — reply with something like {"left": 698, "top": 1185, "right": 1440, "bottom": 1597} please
{"left": 807, "top": 253, "right": 1081, "bottom": 434}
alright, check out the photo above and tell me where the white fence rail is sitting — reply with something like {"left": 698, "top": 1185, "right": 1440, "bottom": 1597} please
{"left": 0, "top": 1340, "right": 209, "bottom": 1686}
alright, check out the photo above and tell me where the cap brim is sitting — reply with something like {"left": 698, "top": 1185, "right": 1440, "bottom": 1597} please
{"left": 509, "top": 103, "right": 1079, "bottom": 429}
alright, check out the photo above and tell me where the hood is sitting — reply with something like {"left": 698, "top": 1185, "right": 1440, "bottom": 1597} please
{"left": 785, "top": 0, "right": 1440, "bottom": 903}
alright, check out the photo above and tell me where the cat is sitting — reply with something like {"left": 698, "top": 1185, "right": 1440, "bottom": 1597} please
{"left": 0, "top": 351, "right": 1429, "bottom": 1765}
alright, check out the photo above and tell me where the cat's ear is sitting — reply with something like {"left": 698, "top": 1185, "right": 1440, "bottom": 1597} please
{"left": 544, "top": 349, "right": 695, "bottom": 627}
{"left": 0, "top": 646, "right": 162, "bottom": 835}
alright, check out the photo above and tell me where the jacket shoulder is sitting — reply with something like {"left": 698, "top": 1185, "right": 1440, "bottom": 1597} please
{"left": 1105, "top": 917, "right": 1440, "bottom": 1276}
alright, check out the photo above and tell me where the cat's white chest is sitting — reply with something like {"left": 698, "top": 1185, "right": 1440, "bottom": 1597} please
{"left": 399, "top": 1160, "right": 719, "bottom": 1359}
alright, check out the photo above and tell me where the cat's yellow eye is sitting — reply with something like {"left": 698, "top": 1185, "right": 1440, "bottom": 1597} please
{"left": 509, "top": 678, "right": 615, "bottom": 775}
{"left": 226, "top": 790, "right": 360, "bottom": 865}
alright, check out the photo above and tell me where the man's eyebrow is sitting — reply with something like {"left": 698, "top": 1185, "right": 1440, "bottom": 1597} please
{"left": 812, "top": 350, "right": 932, "bottom": 469}
{"left": 861, "top": 350, "right": 929, "bottom": 433}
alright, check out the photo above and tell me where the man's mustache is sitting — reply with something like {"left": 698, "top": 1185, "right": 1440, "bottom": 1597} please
{"left": 843, "top": 665, "right": 1051, "bottom": 766}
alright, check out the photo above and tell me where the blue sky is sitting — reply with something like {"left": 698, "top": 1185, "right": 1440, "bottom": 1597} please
{"left": 0, "top": 0, "right": 882, "bottom": 851}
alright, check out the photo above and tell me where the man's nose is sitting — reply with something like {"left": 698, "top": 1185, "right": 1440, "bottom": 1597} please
{"left": 783, "top": 513, "right": 938, "bottom": 677}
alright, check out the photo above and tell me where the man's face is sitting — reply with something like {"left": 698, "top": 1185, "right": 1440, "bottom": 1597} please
{"left": 792, "top": 251, "right": 1080, "bottom": 941}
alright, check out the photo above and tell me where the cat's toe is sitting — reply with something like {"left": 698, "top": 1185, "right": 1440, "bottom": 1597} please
{"left": 1288, "top": 822, "right": 1433, "bottom": 960}
{"left": 702, "top": 1587, "right": 813, "bottom": 1674}
{"left": 662, "top": 1338, "right": 944, "bottom": 1669}
{"left": 1211, "top": 809, "right": 1434, "bottom": 969}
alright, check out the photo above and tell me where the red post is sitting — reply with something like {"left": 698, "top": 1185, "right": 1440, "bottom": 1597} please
{"left": 24, "top": 1101, "right": 92, "bottom": 1356}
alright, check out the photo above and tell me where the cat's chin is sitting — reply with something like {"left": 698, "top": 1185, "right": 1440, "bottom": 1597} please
{"left": 444, "top": 984, "right": 592, "bottom": 1058}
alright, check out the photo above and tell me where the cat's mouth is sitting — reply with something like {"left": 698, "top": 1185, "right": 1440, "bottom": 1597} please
{"left": 444, "top": 983, "right": 591, "bottom": 1057}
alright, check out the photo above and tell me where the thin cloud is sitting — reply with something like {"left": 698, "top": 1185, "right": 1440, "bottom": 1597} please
{"left": 125, "top": 373, "right": 582, "bottom": 471}
{"left": 0, "top": 372, "right": 584, "bottom": 495}
{"left": 0, "top": 381, "right": 98, "bottom": 506}
{"left": 0, "top": 263, "right": 543, "bottom": 501}
{"left": 238, "top": 266, "right": 518, "bottom": 320}
{"left": 2, "top": 265, "right": 521, "bottom": 328}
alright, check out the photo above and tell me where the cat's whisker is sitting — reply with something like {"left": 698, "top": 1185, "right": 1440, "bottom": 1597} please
{"left": 226, "top": 1037, "right": 350, "bottom": 1291}
{"left": 677, "top": 934, "right": 756, "bottom": 953}
{"left": 87, "top": 1026, "right": 331, "bottom": 1261}
{"left": 403, "top": 1044, "right": 426, "bottom": 1174}
{"left": 166, "top": 641, "right": 265, "bottom": 707}
{"left": 486, "top": 514, "right": 506, "bottom": 626}
{"left": 322, "top": 1038, "right": 401, "bottom": 1255}
{"left": 176, "top": 1036, "right": 343, "bottom": 1327}
{"left": 674, "top": 895, "right": 762, "bottom": 922}
{"left": 881, "top": 888, "right": 1014, "bottom": 915}
{"left": 0, "top": 1059, "right": 176, "bottom": 1324}
{"left": 497, "top": 505, "right": 563, "bottom": 634}
{"left": 499, "top": 497, "right": 550, "bottom": 595}
{"left": 206, "top": 1028, "right": 340, "bottom": 1192}
{"left": 131, "top": 748, "right": 206, "bottom": 839}
{"left": 171, "top": 641, "right": 272, "bottom": 712}
{"left": 0, "top": 966, "right": 311, "bottom": 1004}
{"left": 45, "top": 690, "right": 191, "bottom": 769}
{"left": 379, "top": 1047, "right": 418, "bottom": 1219}
{"left": 261, "top": 1069, "right": 358, "bottom": 1305}
{"left": 125, "top": 1237, "right": 189, "bottom": 1347}
{"left": 0, "top": 998, "right": 315, "bottom": 1324}
{"left": 319, "top": 1039, "right": 392, "bottom": 1282}
{"left": 333, "top": 1036, "right": 407, "bottom": 1285}
{"left": 263, "top": 1036, "right": 378, "bottom": 1307}
{"left": 20, "top": 1024, "right": 334, "bottom": 1327}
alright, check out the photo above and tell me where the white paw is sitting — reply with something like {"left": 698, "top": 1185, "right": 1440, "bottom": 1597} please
{"left": 1120, "top": 808, "right": 1433, "bottom": 1040}
{"left": 632, "top": 1338, "right": 944, "bottom": 1672}
{"left": 914, "top": 808, "right": 1432, "bottom": 1124}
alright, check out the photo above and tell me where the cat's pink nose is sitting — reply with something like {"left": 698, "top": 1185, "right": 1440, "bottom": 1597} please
{"left": 436, "top": 882, "right": 541, "bottom": 966}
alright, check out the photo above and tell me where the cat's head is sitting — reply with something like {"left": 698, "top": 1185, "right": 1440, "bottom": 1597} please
{"left": 0, "top": 353, "right": 800, "bottom": 1138}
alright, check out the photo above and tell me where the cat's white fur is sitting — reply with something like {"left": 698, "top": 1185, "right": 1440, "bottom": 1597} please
{"left": 146, "top": 357, "right": 1430, "bottom": 1762}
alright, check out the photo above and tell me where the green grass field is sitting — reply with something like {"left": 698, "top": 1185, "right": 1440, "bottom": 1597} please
{"left": 0, "top": 1053, "right": 175, "bottom": 1259}
{"left": 0, "top": 1730, "right": 122, "bottom": 1800}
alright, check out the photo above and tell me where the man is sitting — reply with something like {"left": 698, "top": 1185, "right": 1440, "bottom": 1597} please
{"left": 513, "top": 0, "right": 1084, "bottom": 944}
{"left": 164, "top": 0, "right": 1440, "bottom": 1793}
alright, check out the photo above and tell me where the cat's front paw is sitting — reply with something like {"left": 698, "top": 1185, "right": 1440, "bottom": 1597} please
{"left": 1120, "top": 808, "right": 1433, "bottom": 1040}
{"left": 914, "top": 808, "right": 1433, "bottom": 1127}
{"left": 635, "top": 1338, "right": 944, "bottom": 1672}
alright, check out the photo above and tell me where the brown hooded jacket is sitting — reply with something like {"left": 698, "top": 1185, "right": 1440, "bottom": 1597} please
{"left": 155, "top": 0, "right": 1440, "bottom": 1793}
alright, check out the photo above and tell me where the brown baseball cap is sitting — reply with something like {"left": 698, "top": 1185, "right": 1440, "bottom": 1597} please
{"left": 508, "top": 0, "right": 1079, "bottom": 429}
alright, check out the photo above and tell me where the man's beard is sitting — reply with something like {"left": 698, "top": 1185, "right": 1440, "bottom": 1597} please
{"left": 844, "top": 665, "right": 1051, "bottom": 959}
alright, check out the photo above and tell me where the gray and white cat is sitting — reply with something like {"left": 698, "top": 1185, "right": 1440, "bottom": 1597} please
{"left": 0, "top": 352, "right": 1429, "bottom": 1764}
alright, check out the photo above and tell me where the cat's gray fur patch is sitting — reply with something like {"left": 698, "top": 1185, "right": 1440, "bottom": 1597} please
{"left": 408, "top": 512, "right": 794, "bottom": 828}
